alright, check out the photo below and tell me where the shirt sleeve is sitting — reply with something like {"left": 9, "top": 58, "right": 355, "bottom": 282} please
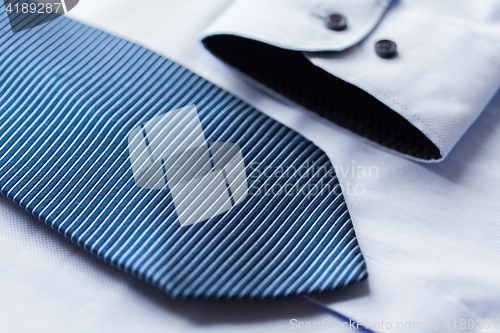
{"left": 201, "top": 0, "right": 500, "bottom": 162}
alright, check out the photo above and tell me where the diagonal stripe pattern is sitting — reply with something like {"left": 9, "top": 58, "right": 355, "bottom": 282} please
{"left": 0, "top": 7, "right": 367, "bottom": 298}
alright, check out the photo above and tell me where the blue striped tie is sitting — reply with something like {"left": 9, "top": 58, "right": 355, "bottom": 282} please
{"left": 0, "top": 7, "right": 367, "bottom": 298}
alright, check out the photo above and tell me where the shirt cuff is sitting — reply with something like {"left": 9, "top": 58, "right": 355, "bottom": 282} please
{"left": 201, "top": 0, "right": 500, "bottom": 162}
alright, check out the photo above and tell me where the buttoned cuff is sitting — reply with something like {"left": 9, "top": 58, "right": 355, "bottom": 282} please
{"left": 201, "top": 0, "right": 500, "bottom": 162}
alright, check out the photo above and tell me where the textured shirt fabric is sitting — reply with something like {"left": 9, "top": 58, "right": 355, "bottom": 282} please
{"left": 1, "top": 0, "right": 500, "bottom": 332}
{"left": 202, "top": 0, "right": 500, "bottom": 162}
{"left": 199, "top": 1, "right": 500, "bottom": 330}
{"left": 310, "top": 91, "right": 500, "bottom": 333}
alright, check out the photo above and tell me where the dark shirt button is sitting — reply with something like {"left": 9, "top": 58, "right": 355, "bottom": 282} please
{"left": 326, "top": 14, "right": 347, "bottom": 31}
{"left": 375, "top": 39, "right": 398, "bottom": 59}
